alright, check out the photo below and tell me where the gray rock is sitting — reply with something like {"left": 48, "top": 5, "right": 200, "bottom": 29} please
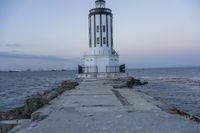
{"left": 113, "top": 77, "right": 148, "bottom": 88}
{"left": 24, "top": 95, "right": 47, "bottom": 117}
{"left": 0, "top": 80, "right": 79, "bottom": 121}
{"left": 0, "top": 123, "right": 16, "bottom": 133}
{"left": 31, "top": 112, "right": 48, "bottom": 122}
{"left": 43, "top": 91, "right": 59, "bottom": 101}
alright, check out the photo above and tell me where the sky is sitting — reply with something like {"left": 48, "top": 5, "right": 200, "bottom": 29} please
{"left": 0, "top": 0, "right": 200, "bottom": 70}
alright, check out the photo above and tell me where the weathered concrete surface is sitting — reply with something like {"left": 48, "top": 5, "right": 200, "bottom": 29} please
{"left": 11, "top": 80, "right": 200, "bottom": 133}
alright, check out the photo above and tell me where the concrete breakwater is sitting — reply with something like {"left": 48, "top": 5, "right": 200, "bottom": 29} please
{"left": 0, "top": 80, "right": 78, "bottom": 133}
{"left": 0, "top": 77, "right": 142, "bottom": 133}
{"left": 0, "top": 77, "right": 145, "bottom": 120}
{"left": 2, "top": 77, "right": 200, "bottom": 133}
{"left": 8, "top": 77, "right": 200, "bottom": 133}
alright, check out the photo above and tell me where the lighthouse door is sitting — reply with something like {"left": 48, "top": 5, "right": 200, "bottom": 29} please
{"left": 97, "top": 58, "right": 107, "bottom": 73}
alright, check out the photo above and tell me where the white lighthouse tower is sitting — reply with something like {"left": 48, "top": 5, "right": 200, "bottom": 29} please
{"left": 78, "top": 0, "right": 126, "bottom": 78}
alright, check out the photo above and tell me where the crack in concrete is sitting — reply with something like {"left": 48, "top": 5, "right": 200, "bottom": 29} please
{"left": 81, "top": 105, "right": 117, "bottom": 107}
{"left": 111, "top": 90, "right": 131, "bottom": 106}
{"left": 66, "top": 94, "right": 113, "bottom": 96}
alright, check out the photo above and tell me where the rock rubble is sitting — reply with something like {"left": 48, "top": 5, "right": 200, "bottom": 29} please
{"left": 0, "top": 80, "right": 78, "bottom": 121}
{"left": 112, "top": 77, "right": 148, "bottom": 88}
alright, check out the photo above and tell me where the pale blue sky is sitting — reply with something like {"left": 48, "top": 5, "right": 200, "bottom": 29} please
{"left": 0, "top": 0, "right": 200, "bottom": 69}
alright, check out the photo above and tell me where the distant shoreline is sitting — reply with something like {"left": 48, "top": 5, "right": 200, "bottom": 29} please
{"left": 0, "top": 66, "right": 200, "bottom": 72}
{"left": 0, "top": 69, "right": 76, "bottom": 73}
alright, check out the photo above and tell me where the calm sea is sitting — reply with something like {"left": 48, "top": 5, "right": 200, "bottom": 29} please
{"left": 0, "top": 71, "right": 76, "bottom": 112}
{"left": 0, "top": 67, "right": 200, "bottom": 117}
{"left": 128, "top": 67, "right": 200, "bottom": 117}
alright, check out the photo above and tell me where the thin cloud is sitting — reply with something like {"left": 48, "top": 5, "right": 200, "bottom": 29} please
{"left": 5, "top": 43, "right": 22, "bottom": 47}
{"left": 0, "top": 52, "right": 75, "bottom": 61}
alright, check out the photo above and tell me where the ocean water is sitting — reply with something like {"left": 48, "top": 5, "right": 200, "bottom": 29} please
{"left": 128, "top": 67, "right": 200, "bottom": 117}
{"left": 0, "top": 67, "right": 200, "bottom": 118}
{"left": 0, "top": 71, "right": 76, "bottom": 112}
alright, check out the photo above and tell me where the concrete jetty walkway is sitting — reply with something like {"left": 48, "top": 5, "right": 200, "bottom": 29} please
{"left": 12, "top": 80, "right": 200, "bottom": 133}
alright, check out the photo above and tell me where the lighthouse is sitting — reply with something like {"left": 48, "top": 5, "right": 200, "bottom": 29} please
{"left": 78, "top": 0, "right": 126, "bottom": 78}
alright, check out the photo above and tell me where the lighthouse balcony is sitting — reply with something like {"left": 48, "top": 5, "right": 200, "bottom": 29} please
{"left": 89, "top": 8, "right": 112, "bottom": 16}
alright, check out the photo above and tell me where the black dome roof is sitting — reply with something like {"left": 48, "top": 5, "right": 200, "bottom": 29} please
{"left": 95, "top": 0, "right": 105, "bottom": 3}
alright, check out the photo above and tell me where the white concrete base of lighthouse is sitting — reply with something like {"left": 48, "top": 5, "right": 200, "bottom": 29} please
{"left": 84, "top": 54, "right": 119, "bottom": 73}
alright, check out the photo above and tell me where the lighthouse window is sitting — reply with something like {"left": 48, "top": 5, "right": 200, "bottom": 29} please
{"left": 103, "top": 26, "right": 106, "bottom": 32}
{"left": 97, "top": 37, "right": 100, "bottom": 44}
{"left": 103, "top": 37, "right": 106, "bottom": 44}
{"left": 97, "top": 26, "right": 99, "bottom": 32}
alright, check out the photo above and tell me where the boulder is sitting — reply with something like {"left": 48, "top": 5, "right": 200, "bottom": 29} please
{"left": 0, "top": 123, "right": 16, "bottom": 133}
{"left": 113, "top": 77, "right": 148, "bottom": 88}
{"left": 43, "top": 91, "right": 59, "bottom": 101}
{"left": 24, "top": 95, "right": 47, "bottom": 116}
{"left": 57, "top": 81, "right": 79, "bottom": 94}
{"left": 31, "top": 111, "right": 48, "bottom": 121}
{"left": 60, "top": 81, "right": 79, "bottom": 90}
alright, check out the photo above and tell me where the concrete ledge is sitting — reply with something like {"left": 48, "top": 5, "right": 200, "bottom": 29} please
{"left": 77, "top": 73, "right": 128, "bottom": 80}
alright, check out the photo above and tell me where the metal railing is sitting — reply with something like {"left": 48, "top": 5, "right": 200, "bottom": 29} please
{"left": 105, "top": 66, "right": 119, "bottom": 73}
{"left": 78, "top": 64, "right": 125, "bottom": 74}
{"left": 89, "top": 8, "right": 112, "bottom": 13}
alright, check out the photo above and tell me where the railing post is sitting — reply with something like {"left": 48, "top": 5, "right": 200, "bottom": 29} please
{"left": 87, "top": 66, "right": 89, "bottom": 73}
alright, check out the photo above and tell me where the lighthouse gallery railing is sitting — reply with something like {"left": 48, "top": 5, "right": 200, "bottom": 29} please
{"left": 78, "top": 64, "right": 125, "bottom": 74}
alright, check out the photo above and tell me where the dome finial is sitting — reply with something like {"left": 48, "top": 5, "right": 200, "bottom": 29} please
{"left": 95, "top": 0, "right": 106, "bottom": 8}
